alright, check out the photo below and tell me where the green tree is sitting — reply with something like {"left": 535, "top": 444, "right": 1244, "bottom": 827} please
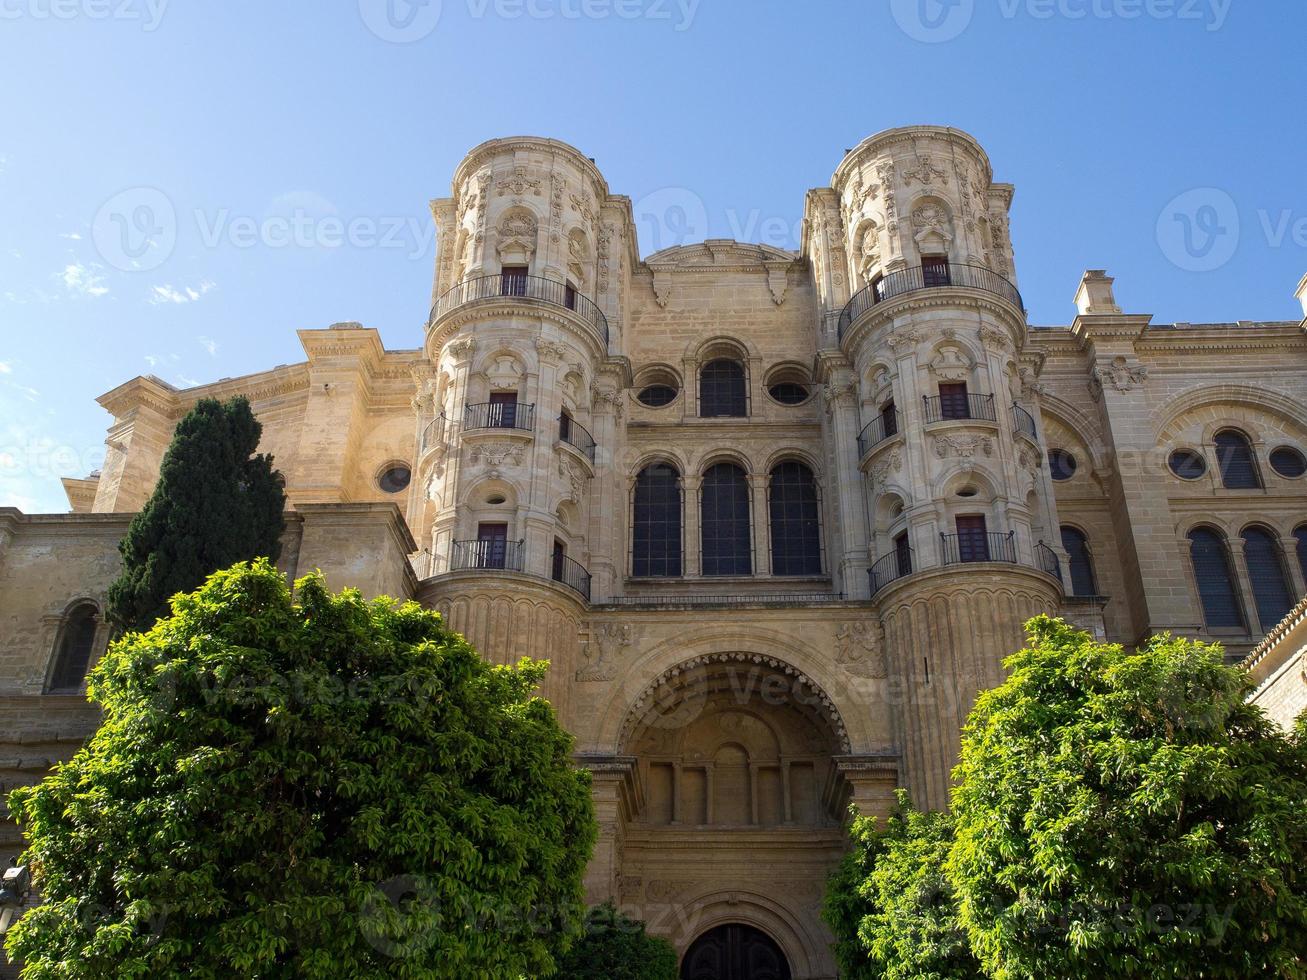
{"left": 107, "top": 396, "right": 285, "bottom": 634}
{"left": 7, "top": 560, "right": 597, "bottom": 979}
{"left": 949, "top": 616, "right": 1307, "bottom": 979}
{"left": 824, "top": 792, "right": 983, "bottom": 980}
{"left": 550, "top": 902, "right": 678, "bottom": 980}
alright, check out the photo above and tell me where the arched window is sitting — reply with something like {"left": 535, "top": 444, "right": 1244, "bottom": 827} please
{"left": 1297, "top": 524, "right": 1307, "bottom": 584}
{"left": 1213, "top": 429, "right": 1262, "bottom": 489}
{"left": 699, "top": 359, "right": 747, "bottom": 418}
{"left": 1059, "top": 526, "right": 1098, "bottom": 597}
{"left": 47, "top": 603, "right": 98, "bottom": 693}
{"left": 632, "top": 463, "right": 682, "bottom": 577}
{"left": 1187, "top": 528, "right": 1244, "bottom": 630}
{"left": 700, "top": 463, "right": 751, "bottom": 576}
{"left": 769, "top": 462, "right": 822, "bottom": 576}
{"left": 1241, "top": 526, "right": 1293, "bottom": 632}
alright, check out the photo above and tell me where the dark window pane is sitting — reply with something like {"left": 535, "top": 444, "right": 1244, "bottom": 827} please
{"left": 769, "top": 462, "right": 821, "bottom": 576}
{"left": 49, "top": 605, "right": 97, "bottom": 692}
{"left": 1270, "top": 447, "right": 1306, "bottom": 479}
{"left": 500, "top": 265, "right": 528, "bottom": 295}
{"left": 1169, "top": 450, "right": 1207, "bottom": 480}
{"left": 638, "top": 384, "right": 678, "bottom": 407}
{"left": 1048, "top": 450, "right": 1077, "bottom": 482}
{"left": 1241, "top": 527, "right": 1293, "bottom": 632}
{"left": 955, "top": 515, "right": 989, "bottom": 562}
{"left": 701, "top": 463, "right": 751, "bottom": 575}
{"left": 633, "top": 464, "right": 682, "bottom": 577}
{"left": 699, "top": 359, "right": 747, "bottom": 418}
{"left": 1297, "top": 525, "right": 1307, "bottom": 584}
{"left": 894, "top": 531, "right": 913, "bottom": 577}
{"left": 378, "top": 465, "right": 411, "bottom": 493}
{"left": 921, "top": 256, "right": 951, "bottom": 287}
{"left": 881, "top": 401, "right": 898, "bottom": 438}
{"left": 1214, "top": 430, "right": 1262, "bottom": 489}
{"left": 938, "top": 382, "right": 969, "bottom": 420}
{"left": 1060, "top": 526, "right": 1098, "bottom": 597}
{"left": 768, "top": 382, "right": 809, "bottom": 406}
{"left": 1188, "top": 528, "right": 1244, "bottom": 629}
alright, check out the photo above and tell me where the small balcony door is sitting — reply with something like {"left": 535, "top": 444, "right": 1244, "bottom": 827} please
{"left": 881, "top": 400, "right": 898, "bottom": 439}
{"left": 938, "top": 382, "right": 970, "bottom": 421}
{"left": 488, "top": 391, "right": 518, "bottom": 428}
{"left": 552, "top": 539, "right": 566, "bottom": 583}
{"left": 564, "top": 282, "right": 578, "bottom": 310}
{"left": 956, "top": 515, "right": 990, "bottom": 563}
{"left": 477, "top": 522, "right": 509, "bottom": 569}
{"left": 500, "top": 265, "right": 528, "bottom": 296}
{"left": 922, "top": 255, "right": 951, "bottom": 287}
{"left": 894, "top": 531, "right": 912, "bottom": 577}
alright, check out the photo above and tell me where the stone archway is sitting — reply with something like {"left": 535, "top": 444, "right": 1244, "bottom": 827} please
{"left": 681, "top": 923, "right": 792, "bottom": 980}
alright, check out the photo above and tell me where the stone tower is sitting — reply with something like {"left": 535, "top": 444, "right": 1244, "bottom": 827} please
{"left": 805, "top": 126, "right": 1064, "bottom": 809}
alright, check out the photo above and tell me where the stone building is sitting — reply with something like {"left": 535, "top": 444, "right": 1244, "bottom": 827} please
{"left": 3, "top": 127, "right": 1306, "bottom": 979}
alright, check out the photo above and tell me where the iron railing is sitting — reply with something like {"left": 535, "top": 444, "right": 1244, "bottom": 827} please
{"left": 551, "top": 553, "right": 592, "bottom": 600}
{"left": 1035, "top": 541, "right": 1062, "bottom": 582}
{"left": 940, "top": 530, "right": 1017, "bottom": 566}
{"left": 1012, "top": 404, "right": 1038, "bottom": 441}
{"left": 869, "top": 547, "right": 914, "bottom": 594}
{"left": 450, "top": 539, "right": 525, "bottom": 572}
{"left": 838, "top": 262, "right": 1024, "bottom": 341}
{"left": 857, "top": 410, "right": 901, "bottom": 457}
{"left": 464, "top": 401, "right": 535, "bottom": 432}
{"left": 421, "top": 414, "right": 449, "bottom": 453}
{"left": 923, "top": 393, "right": 997, "bottom": 425}
{"left": 429, "top": 273, "right": 609, "bottom": 346}
{"left": 558, "top": 414, "right": 596, "bottom": 462}
{"left": 604, "top": 593, "right": 847, "bottom": 607}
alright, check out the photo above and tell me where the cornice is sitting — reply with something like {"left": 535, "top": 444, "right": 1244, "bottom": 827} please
{"left": 840, "top": 289, "right": 1027, "bottom": 353}
{"left": 426, "top": 299, "right": 608, "bottom": 361}
{"left": 450, "top": 136, "right": 611, "bottom": 201}
{"left": 832, "top": 125, "right": 995, "bottom": 192}
{"left": 96, "top": 375, "right": 182, "bottom": 419}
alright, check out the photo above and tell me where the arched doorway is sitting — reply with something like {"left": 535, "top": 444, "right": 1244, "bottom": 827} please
{"left": 681, "top": 923, "right": 791, "bottom": 980}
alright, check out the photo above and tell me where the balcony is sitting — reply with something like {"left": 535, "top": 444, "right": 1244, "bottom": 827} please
{"left": 552, "top": 552, "right": 593, "bottom": 601}
{"left": 940, "top": 530, "right": 1017, "bottom": 565}
{"left": 464, "top": 401, "right": 535, "bottom": 432}
{"left": 923, "top": 393, "right": 997, "bottom": 425}
{"left": 1011, "top": 403, "right": 1038, "bottom": 441}
{"left": 450, "top": 539, "right": 525, "bottom": 572}
{"left": 838, "top": 262, "right": 1024, "bottom": 342}
{"left": 558, "top": 414, "right": 596, "bottom": 463}
{"left": 870, "top": 533, "right": 1064, "bottom": 596}
{"left": 857, "top": 410, "right": 901, "bottom": 458}
{"left": 420, "top": 413, "right": 449, "bottom": 453}
{"left": 429, "top": 273, "right": 610, "bottom": 346}
{"left": 869, "top": 547, "right": 913, "bottom": 594}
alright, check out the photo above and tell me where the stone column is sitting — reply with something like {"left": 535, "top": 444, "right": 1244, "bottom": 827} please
{"left": 819, "top": 356, "right": 870, "bottom": 597}
{"left": 750, "top": 473, "right": 771, "bottom": 576}
{"left": 682, "top": 475, "right": 701, "bottom": 578}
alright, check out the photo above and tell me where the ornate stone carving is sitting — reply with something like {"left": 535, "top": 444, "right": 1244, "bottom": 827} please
{"left": 933, "top": 434, "right": 994, "bottom": 459}
{"left": 558, "top": 454, "right": 586, "bottom": 502}
{"left": 651, "top": 270, "right": 671, "bottom": 308}
{"left": 549, "top": 172, "right": 565, "bottom": 243}
{"left": 590, "top": 385, "right": 624, "bottom": 416}
{"left": 903, "top": 154, "right": 948, "bottom": 187}
{"left": 496, "top": 210, "right": 537, "bottom": 259}
{"left": 577, "top": 623, "right": 632, "bottom": 682}
{"left": 835, "top": 622, "right": 887, "bottom": 679}
{"left": 766, "top": 265, "right": 789, "bottom": 306}
{"left": 887, "top": 329, "right": 919, "bottom": 354}
{"left": 1018, "top": 366, "right": 1046, "bottom": 400}
{"left": 446, "top": 337, "right": 477, "bottom": 360}
{"left": 928, "top": 344, "right": 973, "bottom": 382}
{"left": 823, "top": 381, "right": 856, "bottom": 407}
{"left": 495, "top": 166, "right": 541, "bottom": 198}
{"left": 871, "top": 449, "right": 903, "bottom": 486}
{"left": 980, "top": 325, "right": 1010, "bottom": 352}
{"left": 569, "top": 192, "right": 595, "bottom": 229}
{"left": 484, "top": 355, "right": 523, "bottom": 391}
{"left": 536, "top": 339, "right": 568, "bottom": 363}
{"left": 1096, "top": 355, "right": 1149, "bottom": 393}
{"left": 469, "top": 442, "right": 523, "bottom": 467}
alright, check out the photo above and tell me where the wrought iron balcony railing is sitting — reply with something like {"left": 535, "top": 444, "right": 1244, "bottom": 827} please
{"left": 551, "top": 553, "right": 592, "bottom": 601}
{"left": 430, "top": 273, "right": 609, "bottom": 346}
{"left": 940, "top": 530, "right": 1017, "bottom": 566}
{"left": 1012, "top": 403, "right": 1038, "bottom": 441}
{"left": 450, "top": 539, "right": 525, "bottom": 572}
{"left": 421, "top": 413, "right": 450, "bottom": 453}
{"left": 869, "top": 547, "right": 914, "bottom": 595}
{"left": 464, "top": 401, "right": 535, "bottom": 432}
{"left": 922, "top": 393, "right": 997, "bottom": 425}
{"left": 838, "top": 262, "right": 1024, "bottom": 341}
{"left": 558, "top": 414, "right": 596, "bottom": 462}
{"left": 857, "top": 410, "right": 901, "bottom": 457}
{"left": 1035, "top": 541, "right": 1061, "bottom": 582}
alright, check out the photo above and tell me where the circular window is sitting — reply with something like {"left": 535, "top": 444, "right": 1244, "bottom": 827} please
{"left": 637, "top": 385, "right": 678, "bottom": 408}
{"left": 378, "top": 465, "right": 412, "bottom": 494}
{"left": 768, "top": 382, "right": 810, "bottom": 405}
{"left": 1048, "top": 450, "right": 1077, "bottom": 482}
{"left": 1270, "top": 446, "right": 1307, "bottom": 478}
{"left": 486, "top": 494, "right": 507, "bottom": 505}
{"left": 1168, "top": 449, "right": 1207, "bottom": 480}
{"left": 956, "top": 485, "right": 978, "bottom": 498}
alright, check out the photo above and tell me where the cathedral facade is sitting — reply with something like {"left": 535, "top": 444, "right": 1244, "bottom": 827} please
{"left": 3, "top": 127, "right": 1306, "bottom": 978}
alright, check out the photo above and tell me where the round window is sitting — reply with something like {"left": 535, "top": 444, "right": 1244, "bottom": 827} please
{"left": 378, "top": 465, "right": 412, "bottom": 494}
{"left": 637, "top": 385, "right": 678, "bottom": 407}
{"left": 768, "top": 382, "right": 810, "bottom": 406}
{"left": 1168, "top": 449, "right": 1207, "bottom": 480}
{"left": 1048, "top": 449, "right": 1077, "bottom": 481}
{"left": 1270, "top": 446, "right": 1307, "bottom": 478}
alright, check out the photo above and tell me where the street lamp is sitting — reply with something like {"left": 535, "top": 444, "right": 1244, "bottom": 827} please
{"left": 0, "top": 863, "right": 31, "bottom": 934}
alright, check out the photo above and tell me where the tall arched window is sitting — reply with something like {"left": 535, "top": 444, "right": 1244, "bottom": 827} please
{"left": 47, "top": 603, "right": 98, "bottom": 693}
{"left": 1297, "top": 524, "right": 1307, "bottom": 584}
{"left": 1214, "top": 429, "right": 1262, "bottom": 489}
{"left": 1241, "top": 526, "right": 1293, "bottom": 631}
{"left": 632, "top": 463, "right": 682, "bottom": 577}
{"left": 1187, "top": 527, "right": 1244, "bottom": 630}
{"left": 1059, "top": 526, "right": 1098, "bottom": 597}
{"left": 700, "top": 463, "right": 751, "bottom": 576}
{"left": 769, "top": 461, "right": 822, "bottom": 576}
{"left": 699, "top": 359, "right": 747, "bottom": 418}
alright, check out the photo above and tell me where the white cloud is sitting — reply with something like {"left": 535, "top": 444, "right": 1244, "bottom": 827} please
{"left": 148, "top": 279, "right": 216, "bottom": 306}
{"left": 59, "top": 232, "right": 83, "bottom": 241}
{"left": 144, "top": 353, "right": 180, "bottom": 368}
{"left": 0, "top": 362, "right": 10, "bottom": 374}
{"left": 177, "top": 374, "right": 201, "bottom": 388}
{"left": 198, "top": 336, "right": 218, "bottom": 357}
{"left": 60, "top": 262, "right": 109, "bottom": 297}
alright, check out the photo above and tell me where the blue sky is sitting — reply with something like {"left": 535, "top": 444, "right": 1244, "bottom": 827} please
{"left": 1, "top": 0, "right": 1303, "bottom": 512}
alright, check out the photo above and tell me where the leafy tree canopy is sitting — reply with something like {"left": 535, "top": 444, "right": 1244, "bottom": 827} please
{"left": 550, "top": 902, "right": 678, "bottom": 980}
{"left": 107, "top": 396, "right": 285, "bottom": 634}
{"left": 8, "top": 560, "right": 597, "bottom": 979}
